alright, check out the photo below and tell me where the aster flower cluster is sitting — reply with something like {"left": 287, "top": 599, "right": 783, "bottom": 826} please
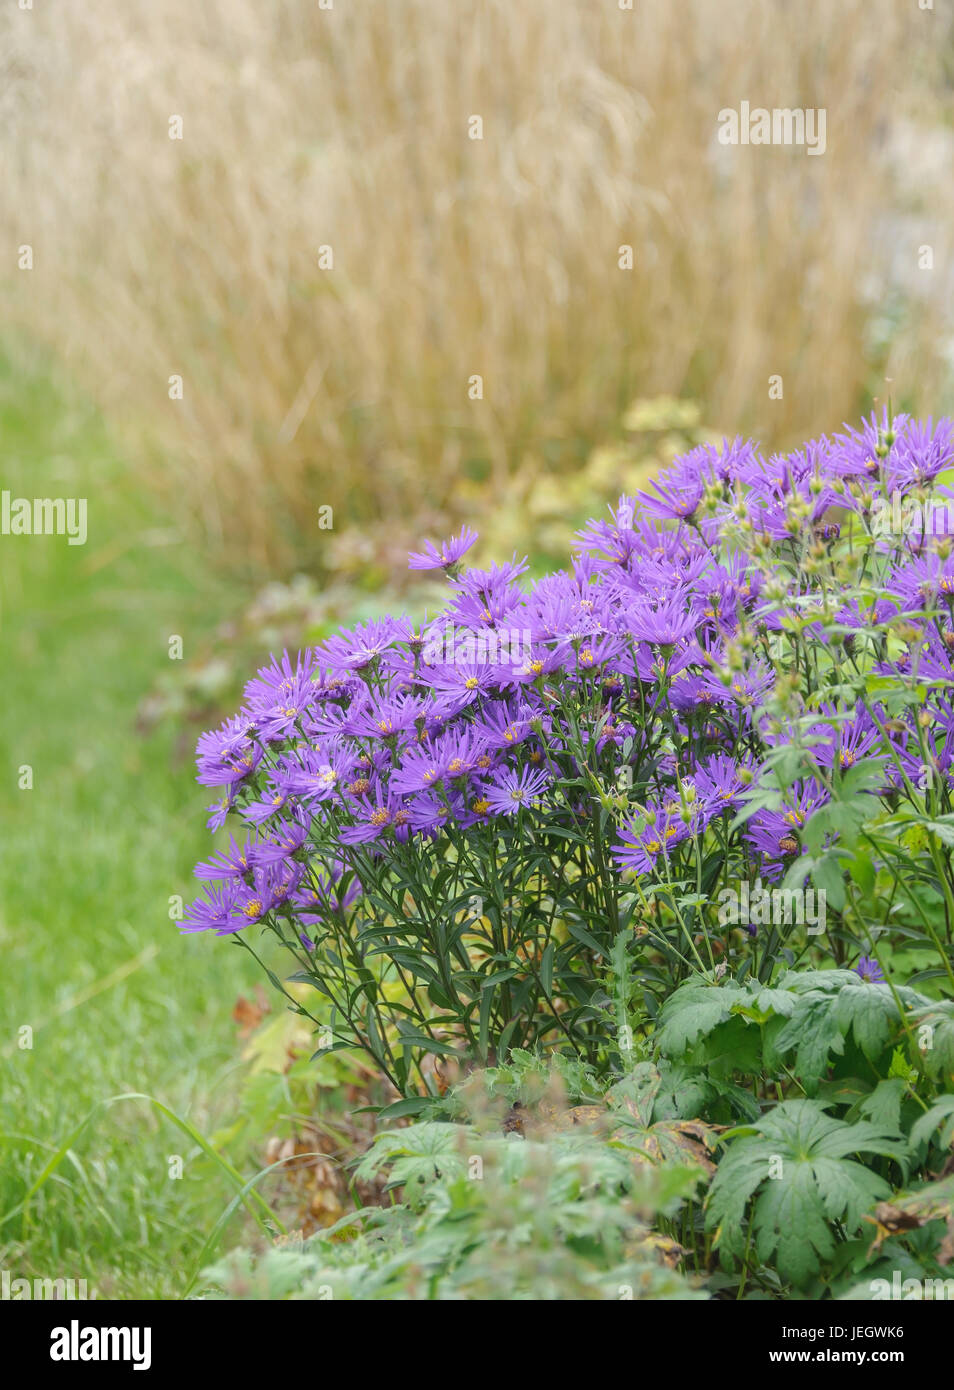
{"left": 183, "top": 415, "right": 954, "bottom": 1081}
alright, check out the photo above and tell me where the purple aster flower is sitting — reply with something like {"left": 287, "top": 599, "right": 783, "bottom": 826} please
{"left": 389, "top": 740, "right": 449, "bottom": 796}
{"left": 181, "top": 881, "right": 240, "bottom": 935}
{"left": 577, "top": 510, "right": 688, "bottom": 568}
{"left": 744, "top": 779, "right": 830, "bottom": 879}
{"left": 668, "top": 672, "right": 724, "bottom": 715}
{"left": 194, "top": 836, "right": 256, "bottom": 880}
{"left": 346, "top": 692, "right": 427, "bottom": 740}
{"left": 637, "top": 454, "right": 708, "bottom": 521}
{"left": 828, "top": 408, "right": 907, "bottom": 482}
{"left": 745, "top": 478, "right": 838, "bottom": 543}
{"left": 834, "top": 598, "right": 899, "bottom": 636}
{"left": 253, "top": 813, "right": 311, "bottom": 866}
{"left": 241, "top": 780, "right": 293, "bottom": 826}
{"left": 614, "top": 807, "right": 681, "bottom": 876}
{"left": 259, "top": 861, "right": 304, "bottom": 913}
{"left": 697, "top": 555, "right": 765, "bottom": 631}
{"left": 243, "top": 649, "right": 319, "bottom": 710}
{"left": 497, "top": 643, "right": 563, "bottom": 688}
{"left": 318, "top": 617, "right": 412, "bottom": 672}
{"left": 405, "top": 789, "right": 461, "bottom": 835}
{"left": 251, "top": 669, "right": 321, "bottom": 742}
{"left": 884, "top": 417, "right": 953, "bottom": 494}
{"left": 441, "top": 589, "right": 530, "bottom": 639}
{"left": 626, "top": 595, "right": 698, "bottom": 648}
{"left": 408, "top": 526, "right": 479, "bottom": 572}
{"left": 693, "top": 753, "right": 754, "bottom": 819}
{"left": 426, "top": 660, "right": 503, "bottom": 709}
{"left": 339, "top": 783, "right": 413, "bottom": 844}
{"left": 284, "top": 744, "right": 357, "bottom": 803}
{"left": 698, "top": 659, "right": 775, "bottom": 712}
{"left": 205, "top": 791, "right": 237, "bottom": 831}
{"left": 182, "top": 864, "right": 297, "bottom": 936}
{"left": 440, "top": 727, "right": 487, "bottom": 779}
{"left": 391, "top": 726, "right": 485, "bottom": 795}
{"left": 889, "top": 553, "right": 954, "bottom": 612}
{"left": 529, "top": 587, "right": 603, "bottom": 648}
{"left": 854, "top": 956, "right": 885, "bottom": 984}
{"left": 562, "top": 633, "right": 627, "bottom": 675}
{"left": 573, "top": 499, "right": 646, "bottom": 565}
{"left": 483, "top": 764, "right": 551, "bottom": 817}
{"left": 801, "top": 706, "right": 881, "bottom": 772}
{"left": 451, "top": 556, "right": 529, "bottom": 599}
{"left": 195, "top": 715, "right": 262, "bottom": 788}
{"left": 474, "top": 700, "right": 536, "bottom": 751}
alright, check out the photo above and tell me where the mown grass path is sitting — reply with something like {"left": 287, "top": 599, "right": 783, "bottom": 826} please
{"left": 0, "top": 360, "right": 260, "bottom": 1297}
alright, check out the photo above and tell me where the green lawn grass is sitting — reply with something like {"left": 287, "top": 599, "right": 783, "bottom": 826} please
{"left": 0, "top": 356, "right": 269, "bottom": 1298}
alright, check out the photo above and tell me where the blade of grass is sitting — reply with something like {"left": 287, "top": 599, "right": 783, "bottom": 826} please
{"left": 183, "top": 1149, "right": 333, "bottom": 1296}
{"left": 0, "top": 1092, "right": 283, "bottom": 1240}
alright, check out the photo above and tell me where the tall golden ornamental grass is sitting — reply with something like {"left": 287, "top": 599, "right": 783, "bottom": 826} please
{"left": 3, "top": 0, "right": 952, "bottom": 570}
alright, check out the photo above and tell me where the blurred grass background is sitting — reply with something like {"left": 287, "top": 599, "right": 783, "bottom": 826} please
{"left": 2, "top": 0, "right": 954, "bottom": 1295}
